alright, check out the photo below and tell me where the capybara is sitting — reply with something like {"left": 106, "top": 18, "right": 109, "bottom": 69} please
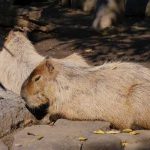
{"left": 0, "top": 30, "right": 89, "bottom": 94}
{"left": 21, "top": 58, "right": 150, "bottom": 129}
{"left": 93, "top": 0, "right": 125, "bottom": 30}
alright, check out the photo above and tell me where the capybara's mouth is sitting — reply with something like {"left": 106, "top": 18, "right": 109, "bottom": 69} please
{"left": 26, "top": 102, "right": 49, "bottom": 120}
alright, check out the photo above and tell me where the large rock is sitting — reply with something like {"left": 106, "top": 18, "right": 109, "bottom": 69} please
{"left": 0, "top": 140, "right": 8, "bottom": 150}
{"left": 12, "top": 120, "right": 113, "bottom": 150}
{"left": 12, "top": 123, "right": 150, "bottom": 150}
{"left": 0, "top": 87, "right": 36, "bottom": 137}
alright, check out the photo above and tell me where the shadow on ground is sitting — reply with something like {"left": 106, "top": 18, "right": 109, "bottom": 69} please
{"left": 25, "top": 1, "right": 150, "bottom": 66}
{"left": 0, "top": 0, "right": 149, "bottom": 66}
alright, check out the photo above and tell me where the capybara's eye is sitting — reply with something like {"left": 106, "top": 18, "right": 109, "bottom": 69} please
{"left": 33, "top": 75, "right": 41, "bottom": 82}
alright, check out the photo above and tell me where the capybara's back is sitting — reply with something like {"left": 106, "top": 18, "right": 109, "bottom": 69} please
{"left": 21, "top": 59, "right": 150, "bottom": 129}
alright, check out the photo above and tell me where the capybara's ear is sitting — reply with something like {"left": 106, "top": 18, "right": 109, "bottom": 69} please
{"left": 45, "top": 60, "right": 54, "bottom": 72}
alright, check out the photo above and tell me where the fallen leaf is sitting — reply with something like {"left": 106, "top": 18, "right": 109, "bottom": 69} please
{"left": 93, "top": 130, "right": 105, "bottom": 134}
{"left": 24, "top": 119, "right": 33, "bottom": 126}
{"left": 85, "top": 49, "right": 93, "bottom": 53}
{"left": 129, "top": 131, "right": 140, "bottom": 135}
{"left": 122, "top": 142, "right": 128, "bottom": 147}
{"left": 132, "top": 26, "right": 146, "bottom": 31}
{"left": 122, "top": 129, "right": 133, "bottom": 133}
{"left": 37, "top": 136, "right": 44, "bottom": 140}
{"left": 78, "top": 136, "right": 88, "bottom": 141}
{"left": 27, "top": 132, "right": 36, "bottom": 136}
{"left": 15, "top": 144, "right": 22, "bottom": 147}
{"left": 106, "top": 130, "right": 120, "bottom": 134}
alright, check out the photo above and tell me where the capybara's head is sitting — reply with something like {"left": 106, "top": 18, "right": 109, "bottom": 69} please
{"left": 21, "top": 58, "right": 59, "bottom": 110}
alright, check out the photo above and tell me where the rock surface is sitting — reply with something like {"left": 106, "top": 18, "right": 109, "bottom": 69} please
{"left": 0, "top": 87, "right": 36, "bottom": 137}
{"left": 0, "top": 140, "right": 8, "bottom": 150}
{"left": 12, "top": 120, "right": 112, "bottom": 150}
{"left": 12, "top": 119, "right": 150, "bottom": 150}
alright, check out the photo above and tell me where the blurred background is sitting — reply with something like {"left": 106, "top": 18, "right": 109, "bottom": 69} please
{"left": 0, "top": 0, "right": 150, "bottom": 66}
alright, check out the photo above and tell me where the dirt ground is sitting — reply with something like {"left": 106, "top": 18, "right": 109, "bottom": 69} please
{"left": 31, "top": 1, "right": 150, "bottom": 66}
{"left": 0, "top": 0, "right": 150, "bottom": 66}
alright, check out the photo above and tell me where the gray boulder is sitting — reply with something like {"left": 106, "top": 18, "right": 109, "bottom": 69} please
{"left": 0, "top": 140, "right": 8, "bottom": 150}
{"left": 0, "top": 87, "right": 36, "bottom": 137}
{"left": 12, "top": 120, "right": 115, "bottom": 150}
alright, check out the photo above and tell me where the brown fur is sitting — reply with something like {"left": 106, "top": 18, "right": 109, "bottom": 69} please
{"left": 21, "top": 58, "right": 150, "bottom": 129}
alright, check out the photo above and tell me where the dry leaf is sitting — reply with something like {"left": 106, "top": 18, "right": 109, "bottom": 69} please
{"left": 93, "top": 130, "right": 105, "bottom": 134}
{"left": 122, "top": 129, "right": 133, "bottom": 133}
{"left": 129, "top": 131, "right": 140, "bottom": 135}
{"left": 78, "top": 136, "right": 88, "bottom": 141}
{"left": 122, "top": 142, "right": 128, "bottom": 147}
{"left": 85, "top": 49, "right": 93, "bottom": 53}
{"left": 15, "top": 144, "right": 22, "bottom": 147}
{"left": 24, "top": 119, "right": 33, "bottom": 126}
{"left": 37, "top": 136, "right": 44, "bottom": 140}
{"left": 27, "top": 132, "right": 36, "bottom": 136}
{"left": 106, "top": 130, "right": 120, "bottom": 134}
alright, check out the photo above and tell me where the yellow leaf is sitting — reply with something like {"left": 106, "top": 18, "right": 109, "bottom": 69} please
{"left": 37, "top": 136, "right": 44, "bottom": 140}
{"left": 15, "top": 144, "right": 22, "bottom": 147}
{"left": 27, "top": 132, "right": 36, "bottom": 136}
{"left": 122, "top": 142, "right": 128, "bottom": 147}
{"left": 85, "top": 49, "right": 93, "bottom": 53}
{"left": 129, "top": 131, "right": 140, "bottom": 135}
{"left": 106, "top": 130, "right": 120, "bottom": 134}
{"left": 122, "top": 129, "right": 133, "bottom": 133}
{"left": 93, "top": 130, "right": 105, "bottom": 134}
{"left": 78, "top": 137, "right": 88, "bottom": 141}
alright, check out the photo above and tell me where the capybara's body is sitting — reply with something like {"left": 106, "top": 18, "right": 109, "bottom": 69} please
{"left": 21, "top": 58, "right": 150, "bottom": 129}
{"left": 0, "top": 31, "right": 89, "bottom": 94}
